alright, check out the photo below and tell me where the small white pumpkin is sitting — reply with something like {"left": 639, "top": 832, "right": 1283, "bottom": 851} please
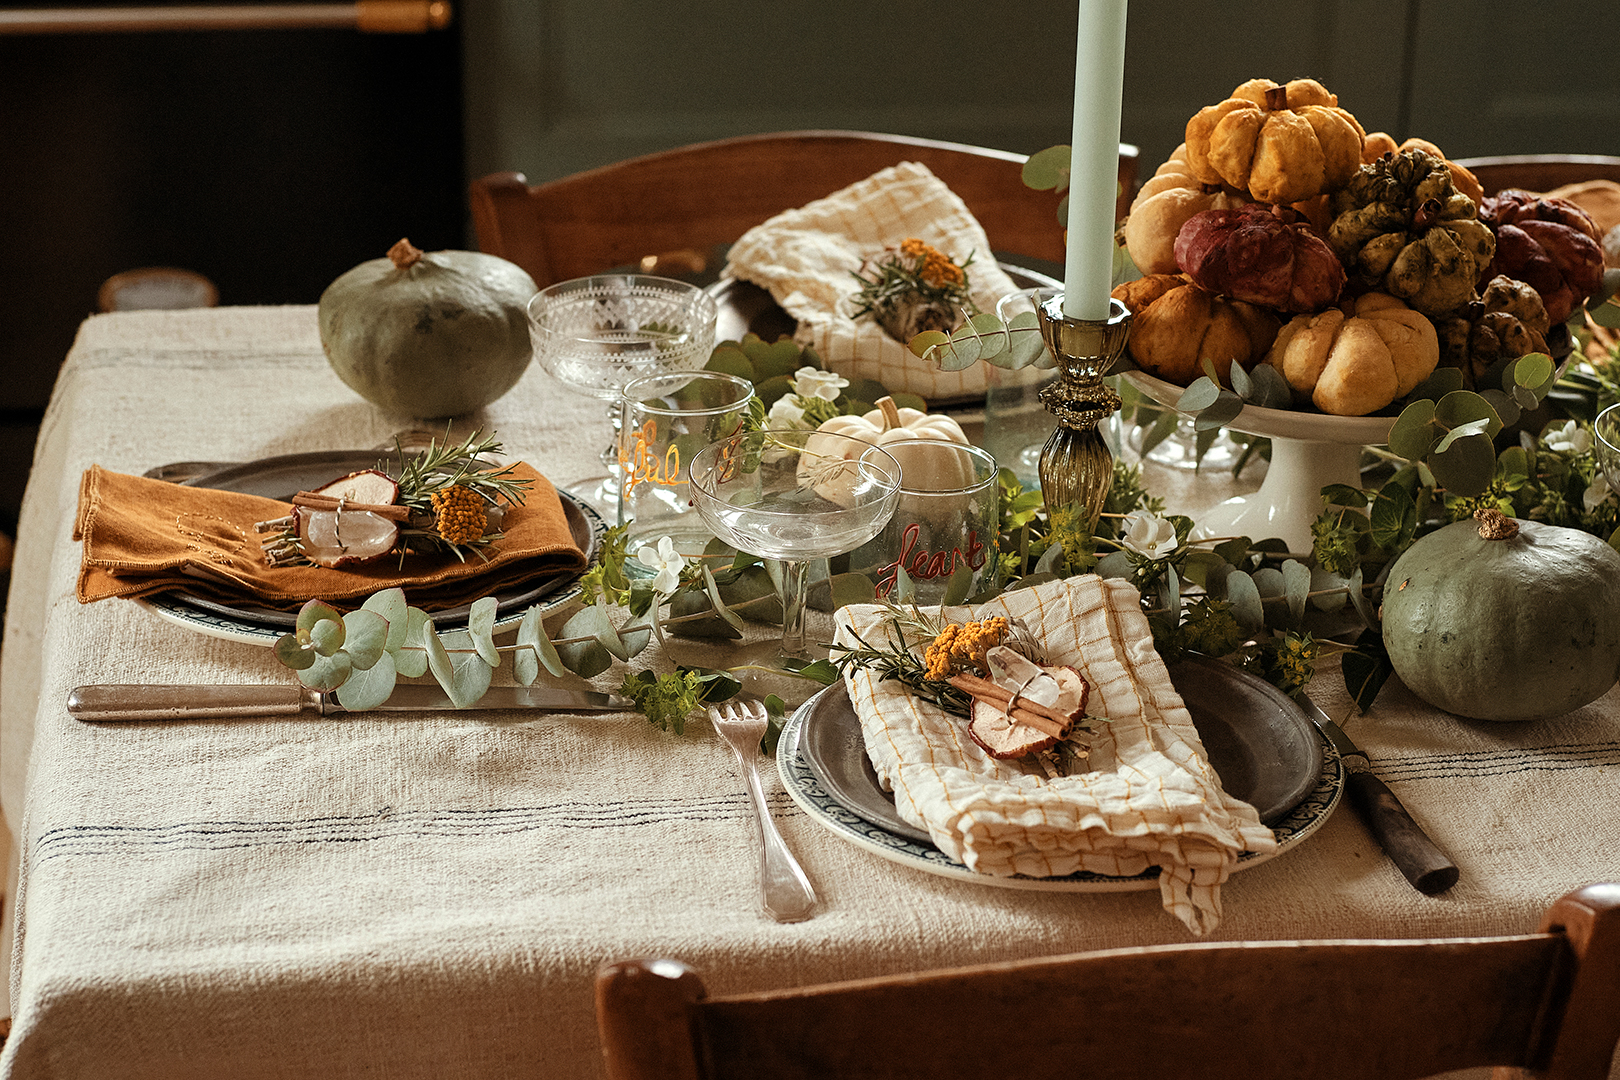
{"left": 809, "top": 397, "right": 976, "bottom": 495}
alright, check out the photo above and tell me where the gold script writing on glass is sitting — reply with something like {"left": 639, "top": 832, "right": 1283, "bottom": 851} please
{"left": 619, "top": 419, "right": 683, "bottom": 492}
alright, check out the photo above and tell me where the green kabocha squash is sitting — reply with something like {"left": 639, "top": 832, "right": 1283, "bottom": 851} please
{"left": 318, "top": 239, "right": 538, "bottom": 418}
{"left": 1327, "top": 149, "right": 1496, "bottom": 319}
{"left": 1382, "top": 509, "right": 1620, "bottom": 722}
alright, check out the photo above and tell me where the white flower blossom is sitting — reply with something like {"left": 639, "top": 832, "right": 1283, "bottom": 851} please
{"left": 766, "top": 395, "right": 810, "bottom": 430}
{"left": 1121, "top": 510, "right": 1179, "bottom": 560}
{"left": 1585, "top": 471, "right": 1612, "bottom": 513}
{"left": 1544, "top": 420, "right": 1592, "bottom": 456}
{"left": 791, "top": 366, "right": 849, "bottom": 402}
{"left": 635, "top": 536, "right": 686, "bottom": 595}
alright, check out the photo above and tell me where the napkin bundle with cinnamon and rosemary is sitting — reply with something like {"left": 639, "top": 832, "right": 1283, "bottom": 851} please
{"left": 833, "top": 575, "right": 1277, "bottom": 935}
{"left": 75, "top": 434, "right": 586, "bottom": 612}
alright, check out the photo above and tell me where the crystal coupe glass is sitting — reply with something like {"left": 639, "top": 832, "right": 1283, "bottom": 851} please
{"left": 1595, "top": 403, "right": 1620, "bottom": 493}
{"left": 689, "top": 429, "right": 902, "bottom": 658}
{"left": 528, "top": 274, "right": 718, "bottom": 514}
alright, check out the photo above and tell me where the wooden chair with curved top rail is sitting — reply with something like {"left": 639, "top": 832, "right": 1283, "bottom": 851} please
{"left": 468, "top": 130, "right": 1139, "bottom": 289}
{"left": 1454, "top": 154, "right": 1620, "bottom": 198}
{"left": 595, "top": 882, "right": 1620, "bottom": 1080}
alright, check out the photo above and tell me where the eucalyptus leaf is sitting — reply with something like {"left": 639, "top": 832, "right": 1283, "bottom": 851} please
{"left": 619, "top": 615, "right": 653, "bottom": 658}
{"left": 1346, "top": 565, "right": 1378, "bottom": 631}
{"left": 829, "top": 572, "right": 877, "bottom": 609}
{"left": 339, "top": 608, "right": 390, "bottom": 672}
{"left": 1094, "top": 549, "right": 1131, "bottom": 579}
{"left": 1342, "top": 629, "right": 1393, "bottom": 713}
{"left": 1320, "top": 483, "right": 1366, "bottom": 509}
{"left": 1245, "top": 363, "right": 1294, "bottom": 409}
{"left": 296, "top": 650, "right": 352, "bottom": 692}
{"left": 1228, "top": 360, "right": 1253, "bottom": 399}
{"left": 1193, "top": 391, "right": 1244, "bottom": 432}
{"left": 556, "top": 608, "right": 617, "bottom": 678}
{"left": 296, "top": 599, "right": 344, "bottom": 636}
{"left": 1308, "top": 566, "right": 1349, "bottom": 613}
{"left": 703, "top": 563, "right": 746, "bottom": 633}
{"left": 941, "top": 563, "right": 974, "bottom": 606}
{"left": 1480, "top": 388, "right": 1520, "bottom": 427}
{"left": 430, "top": 629, "right": 494, "bottom": 708}
{"left": 1156, "top": 562, "right": 1180, "bottom": 620}
{"left": 1591, "top": 298, "right": 1620, "bottom": 329}
{"left": 361, "top": 588, "right": 410, "bottom": 652}
{"left": 1404, "top": 366, "right": 1464, "bottom": 401}
{"left": 335, "top": 651, "right": 398, "bottom": 711}
{"left": 568, "top": 603, "right": 629, "bottom": 662}
{"left": 1004, "top": 311, "right": 1048, "bottom": 368}
{"left": 1223, "top": 570, "right": 1265, "bottom": 632}
{"left": 274, "top": 632, "right": 317, "bottom": 671}
{"left": 310, "top": 618, "right": 345, "bottom": 657}
{"left": 894, "top": 564, "right": 917, "bottom": 604}
{"left": 467, "top": 596, "right": 500, "bottom": 667}
{"left": 514, "top": 605, "right": 565, "bottom": 683}
{"left": 1388, "top": 398, "right": 1440, "bottom": 460}
{"left": 1433, "top": 417, "right": 1493, "bottom": 454}
{"left": 1021, "top": 144, "right": 1071, "bottom": 191}
{"left": 704, "top": 346, "right": 755, "bottom": 381}
{"left": 1433, "top": 389, "right": 1503, "bottom": 439}
{"left": 908, "top": 331, "right": 950, "bottom": 360}
{"left": 1177, "top": 376, "right": 1220, "bottom": 413}
{"left": 1034, "top": 540, "right": 1067, "bottom": 575}
{"left": 394, "top": 608, "right": 432, "bottom": 678}
{"left": 1369, "top": 482, "right": 1417, "bottom": 551}
{"left": 1428, "top": 431, "right": 1498, "bottom": 497}
{"left": 1511, "top": 352, "right": 1554, "bottom": 392}
{"left": 1137, "top": 407, "right": 1180, "bottom": 459}
{"left": 1179, "top": 549, "right": 1228, "bottom": 586}
{"left": 1252, "top": 566, "right": 1285, "bottom": 604}
{"left": 1281, "top": 559, "right": 1311, "bottom": 624}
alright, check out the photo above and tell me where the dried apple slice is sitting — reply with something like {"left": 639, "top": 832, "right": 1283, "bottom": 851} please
{"left": 309, "top": 468, "right": 400, "bottom": 506}
{"left": 967, "top": 699, "right": 1061, "bottom": 760}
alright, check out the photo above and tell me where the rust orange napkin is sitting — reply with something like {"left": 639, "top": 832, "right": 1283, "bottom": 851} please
{"left": 75, "top": 462, "right": 588, "bottom": 611}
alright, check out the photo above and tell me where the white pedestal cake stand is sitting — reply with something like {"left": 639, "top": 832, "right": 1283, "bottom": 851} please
{"left": 1120, "top": 371, "right": 1397, "bottom": 554}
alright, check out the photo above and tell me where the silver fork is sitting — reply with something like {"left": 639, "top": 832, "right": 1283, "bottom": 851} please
{"left": 709, "top": 699, "right": 818, "bottom": 923}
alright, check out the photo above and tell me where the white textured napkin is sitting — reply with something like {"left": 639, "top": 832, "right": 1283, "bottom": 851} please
{"left": 723, "top": 161, "right": 1023, "bottom": 402}
{"left": 834, "top": 575, "right": 1277, "bottom": 934}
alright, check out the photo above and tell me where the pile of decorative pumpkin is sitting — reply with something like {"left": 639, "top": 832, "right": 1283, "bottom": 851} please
{"left": 1118, "top": 77, "right": 1609, "bottom": 416}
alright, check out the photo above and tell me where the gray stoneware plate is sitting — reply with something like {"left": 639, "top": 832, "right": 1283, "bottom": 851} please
{"left": 781, "top": 655, "right": 1335, "bottom": 891}
{"left": 137, "top": 449, "right": 603, "bottom": 646}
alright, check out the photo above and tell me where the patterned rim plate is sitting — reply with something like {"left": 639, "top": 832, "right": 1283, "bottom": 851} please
{"left": 136, "top": 450, "right": 605, "bottom": 647}
{"left": 777, "top": 683, "right": 1343, "bottom": 893}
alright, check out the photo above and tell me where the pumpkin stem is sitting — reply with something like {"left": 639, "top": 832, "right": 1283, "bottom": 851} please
{"left": 876, "top": 395, "right": 902, "bottom": 432}
{"left": 1474, "top": 507, "right": 1520, "bottom": 540}
{"left": 387, "top": 238, "right": 425, "bottom": 270}
{"left": 1263, "top": 84, "right": 1290, "bottom": 111}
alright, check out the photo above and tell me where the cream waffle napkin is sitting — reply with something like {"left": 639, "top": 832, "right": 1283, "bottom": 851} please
{"left": 834, "top": 575, "right": 1277, "bottom": 934}
{"left": 723, "top": 161, "right": 1022, "bottom": 402}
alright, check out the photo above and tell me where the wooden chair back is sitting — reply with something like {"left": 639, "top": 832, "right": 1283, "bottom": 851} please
{"left": 468, "top": 131, "right": 1139, "bottom": 288}
{"left": 596, "top": 883, "right": 1620, "bottom": 1080}
{"left": 1453, "top": 153, "right": 1620, "bottom": 196}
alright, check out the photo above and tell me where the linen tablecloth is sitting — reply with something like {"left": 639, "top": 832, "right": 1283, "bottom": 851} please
{"left": 2, "top": 306, "right": 1619, "bottom": 1079}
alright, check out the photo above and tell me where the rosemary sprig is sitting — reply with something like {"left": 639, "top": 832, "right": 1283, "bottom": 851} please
{"left": 831, "top": 617, "right": 974, "bottom": 718}
{"left": 392, "top": 428, "right": 533, "bottom": 515}
{"left": 847, "top": 241, "right": 976, "bottom": 323}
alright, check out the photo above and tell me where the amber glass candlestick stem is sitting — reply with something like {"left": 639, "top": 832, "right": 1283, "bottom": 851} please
{"left": 1035, "top": 295, "right": 1131, "bottom": 530}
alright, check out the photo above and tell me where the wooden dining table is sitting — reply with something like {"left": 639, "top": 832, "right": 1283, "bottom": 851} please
{"left": 2, "top": 303, "right": 1617, "bottom": 1079}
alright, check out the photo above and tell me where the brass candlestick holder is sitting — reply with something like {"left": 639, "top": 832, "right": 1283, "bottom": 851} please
{"left": 1035, "top": 294, "right": 1132, "bottom": 530}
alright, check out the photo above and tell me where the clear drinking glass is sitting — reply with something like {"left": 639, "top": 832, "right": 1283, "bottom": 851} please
{"left": 688, "top": 429, "right": 902, "bottom": 657}
{"left": 528, "top": 274, "right": 719, "bottom": 514}
{"left": 1595, "top": 404, "right": 1620, "bottom": 492}
{"left": 617, "top": 370, "right": 756, "bottom": 560}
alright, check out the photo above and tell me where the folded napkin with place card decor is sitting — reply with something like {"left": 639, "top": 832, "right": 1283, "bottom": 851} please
{"left": 74, "top": 462, "right": 587, "bottom": 610}
{"left": 723, "top": 161, "right": 1023, "bottom": 402}
{"left": 835, "top": 575, "right": 1277, "bottom": 935}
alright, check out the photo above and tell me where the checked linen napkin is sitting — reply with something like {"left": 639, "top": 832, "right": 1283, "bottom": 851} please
{"left": 834, "top": 575, "right": 1277, "bottom": 934}
{"left": 724, "top": 161, "right": 1024, "bottom": 403}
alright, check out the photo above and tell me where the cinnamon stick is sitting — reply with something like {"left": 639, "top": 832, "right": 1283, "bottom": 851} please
{"left": 291, "top": 492, "right": 413, "bottom": 520}
{"left": 947, "top": 674, "right": 1069, "bottom": 739}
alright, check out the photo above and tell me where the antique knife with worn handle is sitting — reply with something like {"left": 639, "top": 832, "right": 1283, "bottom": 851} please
{"left": 68, "top": 683, "right": 633, "bottom": 722}
{"left": 1302, "top": 694, "right": 1459, "bottom": 895}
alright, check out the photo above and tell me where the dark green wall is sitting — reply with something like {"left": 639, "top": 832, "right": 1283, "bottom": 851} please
{"left": 464, "top": 0, "right": 1619, "bottom": 187}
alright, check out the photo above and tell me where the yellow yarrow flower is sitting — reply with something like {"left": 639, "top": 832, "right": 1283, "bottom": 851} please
{"left": 432, "top": 484, "right": 488, "bottom": 546}
{"left": 922, "top": 616, "right": 1010, "bottom": 680}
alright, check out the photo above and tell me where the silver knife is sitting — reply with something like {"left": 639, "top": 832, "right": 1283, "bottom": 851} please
{"left": 1301, "top": 694, "right": 1459, "bottom": 895}
{"left": 68, "top": 683, "right": 632, "bottom": 722}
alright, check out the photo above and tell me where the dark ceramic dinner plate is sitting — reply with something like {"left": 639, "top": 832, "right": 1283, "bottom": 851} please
{"left": 800, "top": 653, "right": 1323, "bottom": 843}
{"left": 160, "top": 450, "right": 600, "bottom": 630}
